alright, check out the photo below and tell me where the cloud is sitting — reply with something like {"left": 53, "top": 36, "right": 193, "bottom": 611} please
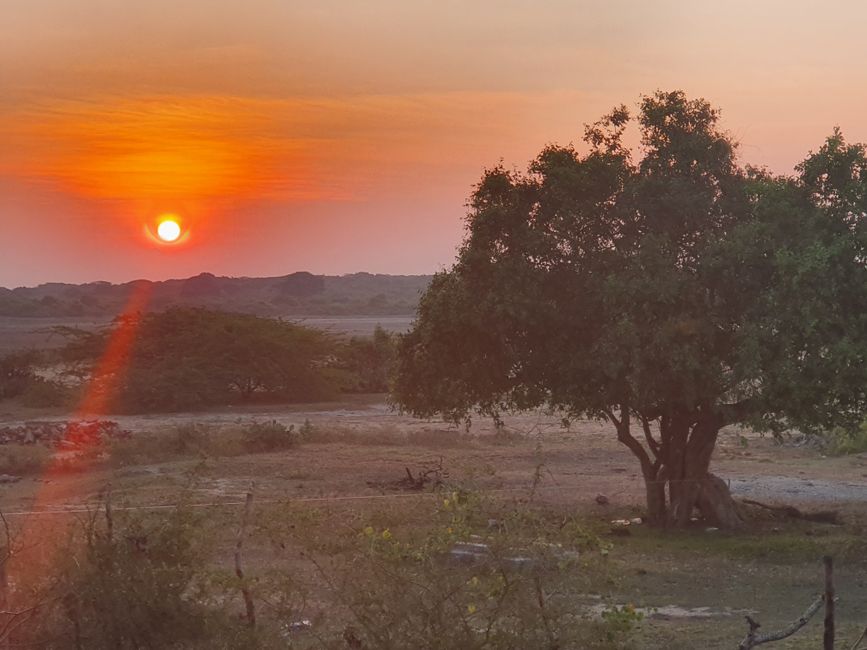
{"left": 0, "top": 90, "right": 587, "bottom": 207}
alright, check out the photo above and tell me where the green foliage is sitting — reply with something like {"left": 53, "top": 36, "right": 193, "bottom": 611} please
{"left": 333, "top": 325, "right": 397, "bottom": 393}
{"left": 0, "top": 351, "right": 70, "bottom": 407}
{"left": 108, "top": 421, "right": 304, "bottom": 466}
{"left": 392, "top": 89, "right": 867, "bottom": 525}
{"left": 0, "top": 444, "right": 51, "bottom": 475}
{"left": 69, "top": 308, "right": 339, "bottom": 413}
{"left": 30, "top": 507, "right": 250, "bottom": 649}
{"left": 395, "top": 91, "right": 867, "bottom": 433}
{"left": 0, "top": 351, "right": 39, "bottom": 399}
{"left": 240, "top": 420, "right": 300, "bottom": 452}
{"left": 19, "top": 376, "right": 72, "bottom": 407}
{"left": 311, "top": 492, "right": 632, "bottom": 649}
{"left": 823, "top": 421, "right": 867, "bottom": 456}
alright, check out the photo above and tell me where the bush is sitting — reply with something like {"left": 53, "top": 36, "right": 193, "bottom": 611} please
{"left": 20, "top": 378, "right": 72, "bottom": 408}
{"left": 241, "top": 420, "right": 300, "bottom": 453}
{"left": 26, "top": 506, "right": 254, "bottom": 649}
{"left": 824, "top": 422, "right": 867, "bottom": 455}
{"left": 0, "top": 444, "right": 51, "bottom": 475}
{"left": 301, "top": 492, "right": 634, "bottom": 649}
{"left": 173, "top": 423, "right": 213, "bottom": 455}
{"left": 63, "top": 308, "right": 340, "bottom": 414}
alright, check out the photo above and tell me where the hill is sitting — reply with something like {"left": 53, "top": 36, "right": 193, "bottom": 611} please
{"left": 0, "top": 272, "right": 432, "bottom": 319}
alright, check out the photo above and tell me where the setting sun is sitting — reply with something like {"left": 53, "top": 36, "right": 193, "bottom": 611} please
{"left": 156, "top": 217, "right": 181, "bottom": 242}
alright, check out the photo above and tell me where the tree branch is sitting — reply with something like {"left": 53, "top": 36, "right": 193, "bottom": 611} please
{"left": 605, "top": 406, "right": 654, "bottom": 473}
{"left": 738, "top": 594, "right": 823, "bottom": 649}
{"left": 638, "top": 413, "right": 660, "bottom": 459}
{"left": 719, "top": 397, "right": 759, "bottom": 425}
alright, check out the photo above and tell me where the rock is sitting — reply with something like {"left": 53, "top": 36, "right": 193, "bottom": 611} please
{"left": 595, "top": 493, "right": 610, "bottom": 505}
{"left": 284, "top": 619, "right": 312, "bottom": 634}
{"left": 0, "top": 475, "right": 21, "bottom": 484}
{"left": 449, "top": 542, "right": 490, "bottom": 563}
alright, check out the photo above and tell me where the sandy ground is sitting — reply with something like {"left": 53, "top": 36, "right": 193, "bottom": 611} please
{"left": 1, "top": 397, "right": 865, "bottom": 514}
{"left": 0, "top": 398, "right": 865, "bottom": 648}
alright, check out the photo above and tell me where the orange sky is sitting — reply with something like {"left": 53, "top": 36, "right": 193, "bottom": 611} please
{"left": 2, "top": 0, "right": 867, "bottom": 286}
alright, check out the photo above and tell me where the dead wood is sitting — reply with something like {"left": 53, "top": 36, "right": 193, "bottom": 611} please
{"left": 366, "top": 458, "right": 448, "bottom": 491}
{"left": 234, "top": 485, "right": 256, "bottom": 628}
{"left": 741, "top": 498, "right": 841, "bottom": 525}
{"left": 738, "top": 594, "right": 823, "bottom": 649}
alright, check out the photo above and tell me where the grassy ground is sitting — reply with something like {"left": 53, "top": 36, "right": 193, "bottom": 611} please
{"left": 0, "top": 399, "right": 865, "bottom": 648}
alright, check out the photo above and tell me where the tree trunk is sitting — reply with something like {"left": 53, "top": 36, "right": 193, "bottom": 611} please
{"left": 642, "top": 465, "right": 668, "bottom": 526}
{"left": 696, "top": 473, "right": 743, "bottom": 528}
{"left": 612, "top": 407, "right": 743, "bottom": 530}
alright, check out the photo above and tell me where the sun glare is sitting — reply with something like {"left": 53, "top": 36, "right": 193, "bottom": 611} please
{"left": 156, "top": 217, "right": 181, "bottom": 242}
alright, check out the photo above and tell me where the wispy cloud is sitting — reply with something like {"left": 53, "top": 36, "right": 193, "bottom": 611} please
{"left": 0, "top": 90, "right": 581, "bottom": 206}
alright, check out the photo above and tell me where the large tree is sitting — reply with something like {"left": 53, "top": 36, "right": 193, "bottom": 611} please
{"left": 393, "top": 91, "right": 867, "bottom": 528}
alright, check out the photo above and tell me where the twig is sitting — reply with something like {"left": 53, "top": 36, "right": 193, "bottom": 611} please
{"left": 234, "top": 485, "right": 255, "bottom": 627}
{"left": 104, "top": 484, "right": 113, "bottom": 543}
{"left": 850, "top": 625, "right": 867, "bottom": 650}
{"left": 738, "top": 594, "right": 823, "bottom": 649}
{"left": 533, "top": 575, "right": 558, "bottom": 649}
{"left": 825, "top": 555, "right": 834, "bottom": 650}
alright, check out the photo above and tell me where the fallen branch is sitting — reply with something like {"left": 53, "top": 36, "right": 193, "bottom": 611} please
{"left": 234, "top": 485, "right": 255, "bottom": 628}
{"left": 850, "top": 625, "right": 867, "bottom": 650}
{"left": 741, "top": 499, "right": 841, "bottom": 525}
{"left": 738, "top": 594, "right": 823, "bottom": 649}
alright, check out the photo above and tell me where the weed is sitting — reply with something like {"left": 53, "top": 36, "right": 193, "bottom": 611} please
{"left": 823, "top": 422, "right": 867, "bottom": 455}
{"left": 0, "top": 444, "right": 51, "bottom": 475}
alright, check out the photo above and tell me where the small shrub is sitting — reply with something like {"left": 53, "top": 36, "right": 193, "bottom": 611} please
{"left": 241, "top": 420, "right": 299, "bottom": 453}
{"left": 20, "top": 378, "right": 71, "bottom": 408}
{"left": 0, "top": 444, "right": 51, "bottom": 475}
{"left": 109, "top": 434, "right": 174, "bottom": 467}
{"left": 173, "top": 423, "right": 212, "bottom": 455}
{"left": 28, "top": 506, "right": 253, "bottom": 649}
{"left": 823, "top": 422, "right": 867, "bottom": 455}
{"left": 305, "top": 491, "right": 630, "bottom": 649}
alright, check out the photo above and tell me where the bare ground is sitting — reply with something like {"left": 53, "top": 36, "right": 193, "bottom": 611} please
{"left": 0, "top": 397, "right": 866, "bottom": 648}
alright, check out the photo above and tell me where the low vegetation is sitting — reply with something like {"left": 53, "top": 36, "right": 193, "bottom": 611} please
{"left": 1, "top": 307, "right": 398, "bottom": 414}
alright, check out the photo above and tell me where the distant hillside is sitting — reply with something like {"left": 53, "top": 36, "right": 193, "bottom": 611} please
{"left": 0, "top": 272, "right": 433, "bottom": 318}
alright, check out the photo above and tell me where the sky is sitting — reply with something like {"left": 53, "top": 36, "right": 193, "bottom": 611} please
{"left": 2, "top": 0, "right": 867, "bottom": 287}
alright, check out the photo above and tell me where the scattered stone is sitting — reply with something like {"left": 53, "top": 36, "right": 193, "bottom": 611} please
{"left": 284, "top": 619, "right": 312, "bottom": 634}
{"left": 449, "top": 541, "right": 491, "bottom": 563}
{"left": 0, "top": 475, "right": 21, "bottom": 484}
{"left": 0, "top": 420, "right": 130, "bottom": 448}
{"left": 448, "top": 540, "right": 577, "bottom": 569}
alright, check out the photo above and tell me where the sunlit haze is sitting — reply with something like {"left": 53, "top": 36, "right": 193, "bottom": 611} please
{"left": 3, "top": 0, "right": 867, "bottom": 286}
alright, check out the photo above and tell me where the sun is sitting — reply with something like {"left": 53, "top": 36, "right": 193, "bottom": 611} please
{"left": 156, "top": 217, "right": 181, "bottom": 242}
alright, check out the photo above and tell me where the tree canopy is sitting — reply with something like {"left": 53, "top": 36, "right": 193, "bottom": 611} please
{"left": 393, "top": 90, "right": 867, "bottom": 528}
{"left": 64, "top": 308, "right": 339, "bottom": 413}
